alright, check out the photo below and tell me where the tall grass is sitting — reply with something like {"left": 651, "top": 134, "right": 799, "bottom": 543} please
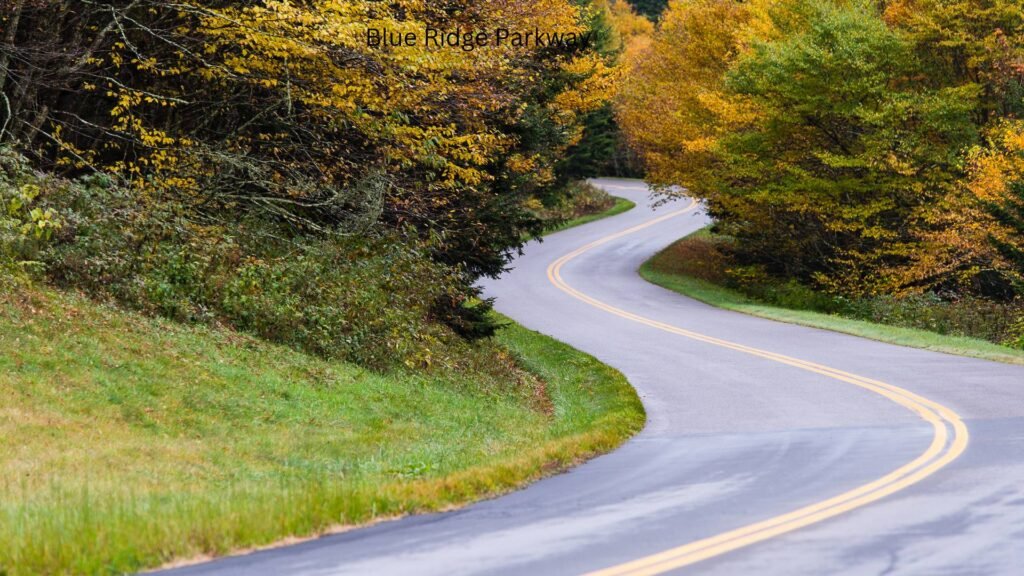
{"left": 0, "top": 287, "right": 642, "bottom": 574}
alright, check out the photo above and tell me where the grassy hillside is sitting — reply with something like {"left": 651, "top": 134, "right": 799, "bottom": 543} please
{"left": 0, "top": 286, "right": 643, "bottom": 574}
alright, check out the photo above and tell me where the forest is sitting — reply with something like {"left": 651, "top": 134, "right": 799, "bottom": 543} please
{"left": 0, "top": 0, "right": 654, "bottom": 367}
{"left": 619, "top": 0, "right": 1024, "bottom": 347}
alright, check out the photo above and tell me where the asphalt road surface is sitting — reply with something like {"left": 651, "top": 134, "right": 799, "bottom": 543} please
{"left": 160, "top": 179, "right": 1024, "bottom": 576}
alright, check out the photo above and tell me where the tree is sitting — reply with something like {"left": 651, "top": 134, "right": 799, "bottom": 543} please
{"left": 884, "top": 0, "right": 1024, "bottom": 124}
{"left": 618, "top": 0, "right": 979, "bottom": 296}
{"left": 559, "top": 1, "right": 649, "bottom": 179}
{"left": 717, "top": 0, "right": 977, "bottom": 294}
{"left": 616, "top": 0, "right": 751, "bottom": 196}
{"left": 627, "top": 0, "right": 670, "bottom": 21}
{"left": 1, "top": 0, "right": 619, "bottom": 336}
{"left": 876, "top": 0, "right": 1024, "bottom": 296}
{"left": 990, "top": 184, "right": 1024, "bottom": 291}
{"left": 949, "top": 121, "right": 1024, "bottom": 296}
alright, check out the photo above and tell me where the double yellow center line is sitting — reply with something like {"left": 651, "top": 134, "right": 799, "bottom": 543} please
{"left": 544, "top": 198, "right": 968, "bottom": 576}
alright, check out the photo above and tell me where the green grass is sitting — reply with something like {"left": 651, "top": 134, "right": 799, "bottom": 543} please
{"left": 0, "top": 286, "right": 643, "bottom": 574}
{"left": 543, "top": 196, "right": 636, "bottom": 235}
{"left": 641, "top": 229, "right": 1024, "bottom": 366}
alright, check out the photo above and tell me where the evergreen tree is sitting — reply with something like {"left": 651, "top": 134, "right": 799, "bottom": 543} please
{"left": 987, "top": 180, "right": 1024, "bottom": 291}
{"left": 627, "top": 0, "right": 669, "bottom": 21}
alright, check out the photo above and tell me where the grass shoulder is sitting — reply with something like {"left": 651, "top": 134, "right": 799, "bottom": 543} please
{"left": 0, "top": 286, "right": 642, "bottom": 574}
{"left": 641, "top": 229, "right": 1024, "bottom": 366}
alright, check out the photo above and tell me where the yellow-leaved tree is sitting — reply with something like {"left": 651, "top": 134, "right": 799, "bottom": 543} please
{"left": 616, "top": 0, "right": 753, "bottom": 195}
{"left": 2, "top": 0, "right": 621, "bottom": 336}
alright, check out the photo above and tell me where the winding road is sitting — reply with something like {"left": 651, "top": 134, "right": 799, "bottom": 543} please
{"left": 163, "top": 179, "right": 1024, "bottom": 575}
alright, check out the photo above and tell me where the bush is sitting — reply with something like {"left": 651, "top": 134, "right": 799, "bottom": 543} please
{"left": 527, "top": 180, "right": 616, "bottom": 227}
{"left": 218, "top": 236, "right": 461, "bottom": 369}
{"left": 0, "top": 147, "right": 487, "bottom": 371}
{"left": 0, "top": 147, "right": 63, "bottom": 280}
{"left": 654, "top": 234, "right": 731, "bottom": 283}
{"left": 55, "top": 220, "right": 472, "bottom": 370}
{"left": 727, "top": 266, "right": 852, "bottom": 315}
{"left": 1007, "top": 316, "right": 1024, "bottom": 350}
{"left": 655, "top": 230, "right": 1024, "bottom": 350}
{"left": 845, "top": 293, "right": 1023, "bottom": 345}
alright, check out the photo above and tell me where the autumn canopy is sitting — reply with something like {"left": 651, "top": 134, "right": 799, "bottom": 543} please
{"left": 618, "top": 0, "right": 1024, "bottom": 300}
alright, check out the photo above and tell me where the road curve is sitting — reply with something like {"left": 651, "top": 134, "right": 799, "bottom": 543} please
{"left": 161, "top": 179, "right": 1024, "bottom": 575}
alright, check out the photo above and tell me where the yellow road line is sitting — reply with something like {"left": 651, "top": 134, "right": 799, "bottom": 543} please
{"left": 543, "top": 198, "right": 969, "bottom": 576}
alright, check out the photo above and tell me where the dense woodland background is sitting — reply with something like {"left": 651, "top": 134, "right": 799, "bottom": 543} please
{"left": 0, "top": 0, "right": 652, "bottom": 369}
{"left": 3, "top": 0, "right": 1024, "bottom": 358}
{"left": 618, "top": 0, "right": 1024, "bottom": 346}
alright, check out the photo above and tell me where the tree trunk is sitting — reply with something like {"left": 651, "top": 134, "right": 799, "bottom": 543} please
{"left": 0, "top": 0, "right": 26, "bottom": 93}
{"left": 0, "top": 0, "right": 26, "bottom": 140}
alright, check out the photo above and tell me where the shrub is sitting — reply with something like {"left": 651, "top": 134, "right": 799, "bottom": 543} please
{"left": 218, "top": 236, "right": 462, "bottom": 369}
{"left": 1007, "top": 315, "right": 1024, "bottom": 350}
{"left": 655, "top": 236, "right": 731, "bottom": 283}
{"left": 844, "top": 294, "right": 1023, "bottom": 344}
{"left": 655, "top": 230, "right": 1024, "bottom": 350}
{"left": 0, "top": 146, "right": 483, "bottom": 371}
{"left": 528, "top": 180, "right": 616, "bottom": 227}
{"left": 0, "top": 147, "right": 63, "bottom": 280}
